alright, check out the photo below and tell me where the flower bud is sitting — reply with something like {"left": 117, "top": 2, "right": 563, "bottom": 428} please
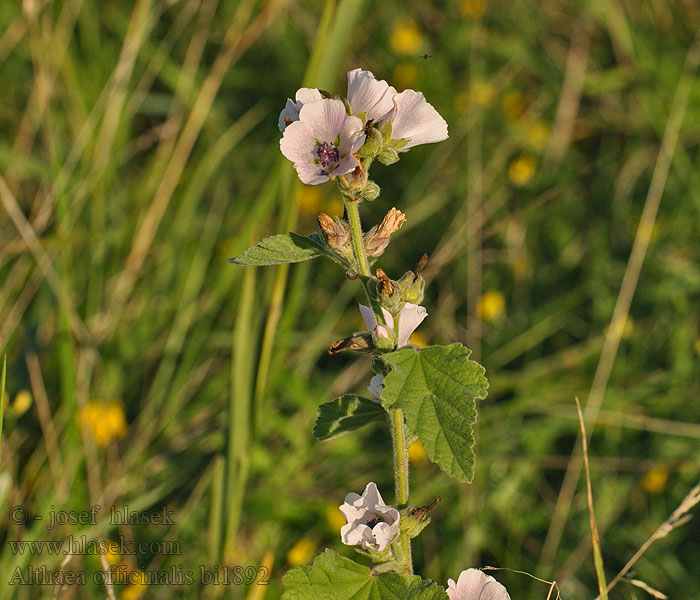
{"left": 399, "top": 497, "right": 441, "bottom": 539}
{"left": 364, "top": 208, "right": 406, "bottom": 257}
{"left": 398, "top": 271, "right": 425, "bottom": 305}
{"left": 377, "top": 145, "right": 399, "bottom": 166}
{"left": 338, "top": 163, "right": 368, "bottom": 192}
{"left": 372, "top": 325, "right": 395, "bottom": 351}
{"left": 398, "top": 253, "right": 428, "bottom": 304}
{"left": 375, "top": 268, "right": 404, "bottom": 314}
{"left": 359, "top": 181, "right": 380, "bottom": 201}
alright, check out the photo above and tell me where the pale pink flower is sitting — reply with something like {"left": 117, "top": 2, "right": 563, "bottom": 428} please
{"left": 346, "top": 68, "right": 397, "bottom": 123}
{"left": 360, "top": 302, "right": 428, "bottom": 401}
{"left": 339, "top": 482, "right": 400, "bottom": 552}
{"left": 385, "top": 89, "right": 448, "bottom": 150}
{"left": 277, "top": 87, "right": 323, "bottom": 132}
{"left": 446, "top": 569, "right": 511, "bottom": 600}
{"left": 280, "top": 99, "right": 365, "bottom": 185}
{"left": 359, "top": 302, "right": 428, "bottom": 349}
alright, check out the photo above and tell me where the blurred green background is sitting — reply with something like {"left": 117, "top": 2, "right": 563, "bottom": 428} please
{"left": 1, "top": 0, "right": 700, "bottom": 598}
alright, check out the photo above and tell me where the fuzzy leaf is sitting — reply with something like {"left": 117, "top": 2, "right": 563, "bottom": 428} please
{"left": 313, "top": 395, "right": 386, "bottom": 441}
{"left": 229, "top": 232, "right": 328, "bottom": 266}
{"left": 282, "top": 549, "right": 447, "bottom": 600}
{"left": 380, "top": 343, "right": 488, "bottom": 483}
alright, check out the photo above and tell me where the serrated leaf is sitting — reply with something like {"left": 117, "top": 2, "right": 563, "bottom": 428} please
{"left": 380, "top": 343, "right": 488, "bottom": 483}
{"left": 282, "top": 549, "right": 447, "bottom": 600}
{"left": 228, "top": 232, "right": 328, "bottom": 266}
{"left": 313, "top": 395, "right": 386, "bottom": 441}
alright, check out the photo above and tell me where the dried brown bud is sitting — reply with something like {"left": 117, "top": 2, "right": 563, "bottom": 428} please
{"left": 328, "top": 333, "right": 373, "bottom": 355}
{"left": 364, "top": 207, "right": 406, "bottom": 257}
{"left": 318, "top": 213, "right": 349, "bottom": 250}
{"left": 375, "top": 268, "right": 394, "bottom": 297}
{"left": 414, "top": 253, "right": 429, "bottom": 277}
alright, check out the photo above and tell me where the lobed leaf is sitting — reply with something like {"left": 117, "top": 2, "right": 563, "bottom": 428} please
{"left": 380, "top": 343, "right": 488, "bottom": 483}
{"left": 282, "top": 549, "right": 447, "bottom": 600}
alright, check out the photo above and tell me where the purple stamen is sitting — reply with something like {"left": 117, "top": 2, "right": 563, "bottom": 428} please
{"left": 316, "top": 141, "right": 340, "bottom": 168}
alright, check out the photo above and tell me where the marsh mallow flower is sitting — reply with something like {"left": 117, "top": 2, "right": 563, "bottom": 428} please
{"left": 359, "top": 302, "right": 428, "bottom": 349}
{"left": 277, "top": 87, "right": 323, "bottom": 132}
{"left": 280, "top": 98, "right": 365, "bottom": 185}
{"left": 339, "top": 482, "right": 400, "bottom": 552}
{"left": 360, "top": 302, "right": 427, "bottom": 400}
{"left": 446, "top": 569, "right": 511, "bottom": 600}
{"left": 384, "top": 89, "right": 448, "bottom": 150}
{"left": 346, "top": 68, "right": 397, "bottom": 123}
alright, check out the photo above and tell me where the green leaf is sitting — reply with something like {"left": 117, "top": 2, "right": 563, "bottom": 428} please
{"left": 380, "top": 343, "right": 488, "bottom": 483}
{"left": 282, "top": 550, "right": 447, "bottom": 600}
{"left": 313, "top": 394, "right": 386, "bottom": 441}
{"left": 229, "top": 232, "right": 328, "bottom": 266}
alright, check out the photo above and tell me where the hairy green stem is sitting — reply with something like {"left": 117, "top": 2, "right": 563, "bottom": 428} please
{"left": 343, "top": 192, "right": 412, "bottom": 575}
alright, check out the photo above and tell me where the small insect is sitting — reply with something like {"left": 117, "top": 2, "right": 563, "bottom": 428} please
{"left": 419, "top": 54, "right": 432, "bottom": 60}
{"left": 364, "top": 118, "right": 375, "bottom": 137}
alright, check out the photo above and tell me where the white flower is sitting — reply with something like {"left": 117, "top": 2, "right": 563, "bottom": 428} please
{"left": 346, "top": 68, "right": 397, "bottom": 123}
{"left": 280, "top": 98, "right": 365, "bottom": 185}
{"left": 339, "top": 482, "right": 400, "bottom": 552}
{"left": 359, "top": 302, "right": 428, "bottom": 348}
{"left": 277, "top": 87, "right": 323, "bottom": 132}
{"left": 367, "top": 373, "right": 385, "bottom": 400}
{"left": 446, "top": 569, "right": 511, "bottom": 600}
{"left": 384, "top": 89, "right": 448, "bottom": 150}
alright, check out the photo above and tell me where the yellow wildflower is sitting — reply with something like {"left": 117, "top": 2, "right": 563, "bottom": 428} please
{"left": 476, "top": 290, "right": 505, "bottom": 322}
{"left": 297, "top": 185, "right": 322, "bottom": 215}
{"left": 12, "top": 390, "right": 32, "bottom": 415}
{"left": 390, "top": 20, "right": 423, "bottom": 55}
{"left": 122, "top": 572, "right": 148, "bottom": 600}
{"left": 501, "top": 91, "right": 526, "bottom": 119}
{"left": 525, "top": 120, "right": 550, "bottom": 150}
{"left": 408, "top": 440, "right": 428, "bottom": 465}
{"left": 461, "top": 0, "right": 486, "bottom": 18}
{"left": 79, "top": 400, "right": 127, "bottom": 446}
{"left": 393, "top": 63, "right": 420, "bottom": 91}
{"left": 642, "top": 464, "right": 669, "bottom": 494}
{"left": 325, "top": 504, "right": 347, "bottom": 533}
{"left": 287, "top": 537, "right": 315, "bottom": 566}
{"left": 695, "top": 337, "right": 700, "bottom": 357}
{"left": 104, "top": 540, "right": 120, "bottom": 566}
{"left": 508, "top": 155, "right": 536, "bottom": 186}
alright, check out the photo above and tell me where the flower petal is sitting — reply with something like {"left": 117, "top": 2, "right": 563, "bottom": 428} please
{"left": 298, "top": 98, "right": 347, "bottom": 143}
{"left": 347, "top": 68, "right": 396, "bottom": 122}
{"left": 388, "top": 89, "right": 448, "bottom": 150}
{"left": 447, "top": 569, "right": 511, "bottom": 600}
{"left": 278, "top": 98, "right": 301, "bottom": 132}
{"left": 295, "top": 87, "right": 323, "bottom": 104}
{"left": 367, "top": 373, "right": 384, "bottom": 400}
{"left": 359, "top": 305, "right": 394, "bottom": 333}
{"left": 371, "top": 522, "right": 397, "bottom": 551}
{"left": 397, "top": 302, "right": 428, "bottom": 347}
{"left": 279, "top": 121, "right": 315, "bottom": 163}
